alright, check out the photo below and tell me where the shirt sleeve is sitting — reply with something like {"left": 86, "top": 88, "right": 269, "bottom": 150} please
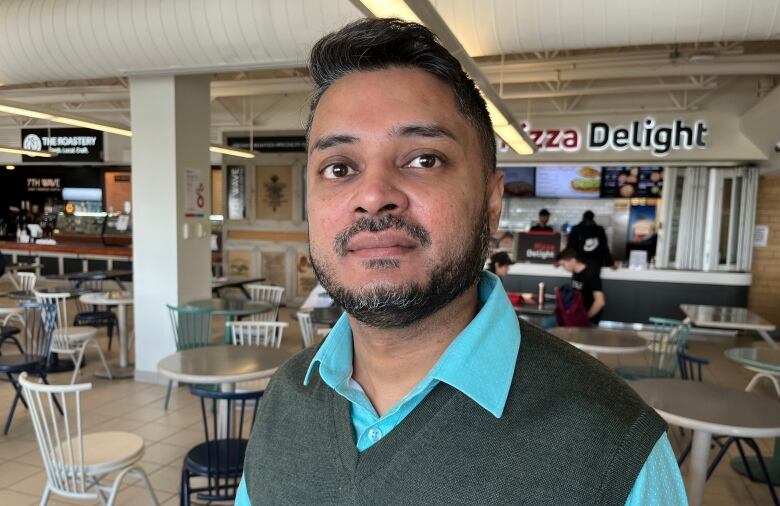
{"left": 624, "top": 433, "right": 687, "bottom": 506}
{"left": 234, "top": 474, "right": 251, "bottom": 506}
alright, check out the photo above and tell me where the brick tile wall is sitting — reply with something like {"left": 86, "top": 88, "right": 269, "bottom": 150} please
{"left": 748, "top": 174, "right": 780, "bottom": 326}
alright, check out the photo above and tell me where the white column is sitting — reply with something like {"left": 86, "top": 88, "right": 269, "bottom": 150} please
{"left": 130, "top": 75, "right": 212, "bottom": 382}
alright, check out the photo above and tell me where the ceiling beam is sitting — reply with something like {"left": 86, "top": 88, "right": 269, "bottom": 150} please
{"left": 500, "top": 81, "right": 717, "bottom": 100}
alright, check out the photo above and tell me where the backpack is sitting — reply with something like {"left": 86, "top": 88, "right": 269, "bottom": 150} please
{"left": 555, "top": 285, "right": 592, "bottom": 327}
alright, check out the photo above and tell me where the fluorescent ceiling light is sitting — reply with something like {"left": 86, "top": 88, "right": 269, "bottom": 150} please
{"left": 209, "top": 144, "right": 256, "bottom": 159}
{"left": 0, "top": 146, "right": 56, "bottom": 157}
{"left": 354, "top": 0, "right": 535, "bottom": 156}
{"left": 5, "top": 165, "right": 15, "bottom": 170}
{"left": 0, "top": 98, "right": 256, "bottom": 159}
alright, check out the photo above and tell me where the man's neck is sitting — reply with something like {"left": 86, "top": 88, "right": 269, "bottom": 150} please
{"left": 349, "top": 285, "right": 480, "bottom": 417}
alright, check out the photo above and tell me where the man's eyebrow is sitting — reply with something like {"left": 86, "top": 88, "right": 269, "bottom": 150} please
{"left": 391, "top": 123, "right": 458, "bottom": 141}
{"left": 309, "top": 134, "right": 359, "bottom": 153}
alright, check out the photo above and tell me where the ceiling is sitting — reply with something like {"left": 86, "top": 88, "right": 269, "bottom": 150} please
{"left": 0, "top": 0, "right": 779, "bottom": 141}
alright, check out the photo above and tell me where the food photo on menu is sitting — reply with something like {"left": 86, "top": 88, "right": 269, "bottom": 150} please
{"left": 601, "top": 166, "right": 664, "bottom": 198}
{"left": 535, "top": 166, "right": 602, "bottom": 199}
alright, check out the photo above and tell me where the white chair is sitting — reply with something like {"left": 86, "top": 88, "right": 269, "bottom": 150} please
{"left": 35, "top": 292, "right": 113, "bottom": 383}
{"left": 229, "top": 321, "right": 288, "bottom": 349}
{"left": 298, "top": 311, "right": 315, "bottom": 348}
{"left": 16, "top": 271, "right": 37, "bottom": 291}
{"left": 247, "top": 284, "right": 285, "bottom": 322}
{"left": 228, "top": 321, "right": 288, "bottom": 392}
{"left": 0, "top": 305, "right": 25, "bottom": 328}
{"left": 19, "top": 373, "right": 159, "bottom": 506}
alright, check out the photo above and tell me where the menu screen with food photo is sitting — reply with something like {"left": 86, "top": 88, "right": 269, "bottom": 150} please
{"left": 535, "top": 166, "right": 602, "bottom": 198}
{"left": 601, "top": 166, "right": 664, "bottom": 198}
{"left": 498, "top": 166, "right": 535, "bottom": 197}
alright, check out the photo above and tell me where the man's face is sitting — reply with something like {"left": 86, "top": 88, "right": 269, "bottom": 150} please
{"left": 306, "top": 67, "right": 503, "bottom": 327}
{"left": 539, "top": 213, "right": 549, "bottom": 226}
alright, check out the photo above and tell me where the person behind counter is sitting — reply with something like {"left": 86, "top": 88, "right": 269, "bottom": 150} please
{"left": 530, "top": 208, "right": 553, "bottom": 232}
{"left": 556, "top": 247, "right": 606, "bottom": 325}
{"left": 567, "top": 210, "right": 615, "bottom": 271}
{"left": 487, "top": 251, "right": 514, "bottom": 277}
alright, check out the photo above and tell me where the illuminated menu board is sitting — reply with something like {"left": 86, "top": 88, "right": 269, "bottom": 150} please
{"left": 601, "top": 166, "right": 664, "bottom": 198}
{"left": 535, "top": 166, "right": 602, "bottom": 199}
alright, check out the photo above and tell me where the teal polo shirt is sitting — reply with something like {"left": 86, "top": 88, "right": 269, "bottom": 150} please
{"left": 236, "top": 272, "right": 686, "bottom": 505}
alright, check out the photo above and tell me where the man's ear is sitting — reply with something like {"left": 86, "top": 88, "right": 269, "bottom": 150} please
{"left": 486, "top": 170, "right": 504, "bottom": 235}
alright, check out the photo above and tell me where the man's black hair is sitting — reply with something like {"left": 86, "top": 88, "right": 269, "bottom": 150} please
{"left": 539, "top": 208, "right": 550, "bottom": 217}
{"left": 583, "top": 210, "right": 595, "bottom": 221}
{"left": 556, "top": 247, "right": 582, "bottom": 263}
{"left": 305, "top": 18, "right": 496, "bottom": 177}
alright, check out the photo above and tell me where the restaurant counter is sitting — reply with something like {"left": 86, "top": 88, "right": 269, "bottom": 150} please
{"left": 0, "top": 241, "right": 132, "bottom": 276}
{"left": 505, "top": 263, "right": 750, "bottom": 324}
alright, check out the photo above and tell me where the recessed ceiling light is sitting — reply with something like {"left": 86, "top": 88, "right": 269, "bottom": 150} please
{"left": 5, "top": 165, "right": 15, "bottom": 170}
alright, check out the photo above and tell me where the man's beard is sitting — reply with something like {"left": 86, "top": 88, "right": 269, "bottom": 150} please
{"left": 310, "top": 206, "right": 490, "bottom": 329}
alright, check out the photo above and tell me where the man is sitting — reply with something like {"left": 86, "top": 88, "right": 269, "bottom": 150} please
{"left": 238, "top": 19, "right": 685, "bottom": 505}
{"left": 530, "top": 208, "right": 553, "bottom": 231}
{"left": 568, "top": 210, "right": 615, "bottom": 270}
{"left": 557, "top": 247, "right": 606, "bottom": 324}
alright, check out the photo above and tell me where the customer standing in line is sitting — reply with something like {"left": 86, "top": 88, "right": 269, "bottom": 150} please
{"left": 568, "top": 210, "right": 615, "bottom": 272}
{"left": 236, "top": 18, "right": 685, "bottom": 506}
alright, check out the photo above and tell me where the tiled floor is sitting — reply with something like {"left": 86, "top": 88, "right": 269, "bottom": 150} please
{"left": 0, "top": 280, "right": 777, "bottom": 505}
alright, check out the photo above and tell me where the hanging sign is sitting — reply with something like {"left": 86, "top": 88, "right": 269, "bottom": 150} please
{"left": 21, "top": 127, "right": 104, "bottom": 162}
{"left": 226, "top": 135, "right": 307, "bottom": 153}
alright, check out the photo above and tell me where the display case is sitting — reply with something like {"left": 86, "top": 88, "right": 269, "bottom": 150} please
{"left": 55, "top": 213, "right": 105, "bottom": 242}
{"left": 102, "top": 213, "right": 132, "bottom": 246}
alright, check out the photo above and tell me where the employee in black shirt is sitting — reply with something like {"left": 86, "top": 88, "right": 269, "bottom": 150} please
{"left": 557, "top": 247, "right": 606, "bottom": 324}
{"left": 530, "top": 208, "right": 553, "bottom": 232}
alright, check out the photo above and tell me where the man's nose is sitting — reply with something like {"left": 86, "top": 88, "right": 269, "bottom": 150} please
{"left": 349, "top": 166, "right": 409, "bottom": 217}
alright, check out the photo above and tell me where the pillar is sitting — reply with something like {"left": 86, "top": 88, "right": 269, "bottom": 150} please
{"left": 129, "top": 75, "right": 212, "bottom": 382}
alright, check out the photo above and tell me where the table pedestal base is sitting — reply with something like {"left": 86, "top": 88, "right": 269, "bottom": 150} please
{"left": 47, "top": 353, "right": 81, "bottom": 373}
{"left": 94, "top": 363, "right": 135, "bottom": 379}
{"left": 731, "top": 437, "right": 780, "bottom": 484}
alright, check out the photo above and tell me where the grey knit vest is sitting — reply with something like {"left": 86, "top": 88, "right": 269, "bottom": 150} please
{"left": 244, "top": 320, "right": 666, "bottom": 505}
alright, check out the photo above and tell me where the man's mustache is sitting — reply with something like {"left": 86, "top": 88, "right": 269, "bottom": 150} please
{"left": 334, "top": 215, "right": 432, "bottom": 256}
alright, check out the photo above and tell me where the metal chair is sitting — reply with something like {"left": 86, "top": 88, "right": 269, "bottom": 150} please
{"left": 36, "top": 291, "right": 113, "bottom": 384}
{"left": 0, "top": 303, "right": 60, "bottom": 434}
{"left": 181, "top": 386, "right": 262, "bottom": 506}
{"left": 73, "top": 281, "right": 118, "bottom": 351}
{"left": 678, "top": 351, "right": 709, "bottom": 382}
{"left": 615, "top": 317, "right": 690, "bottom": 380}
{"left": 298, "top": 311, "right": 315, "bottom": 348}
{"left": 16, "top": 271, "right": 37, "bottom": 290}
{"left": 19, "top": 373, "right": 159, "bottom": 506}
{"left": 164, "top": 305, "right": 213, "bottom": 409}
{"left": 246, "top": 284, "right": 285, "bottom": 322}
{"left": 227, "top": 321, "right": 287, "bottom": 393}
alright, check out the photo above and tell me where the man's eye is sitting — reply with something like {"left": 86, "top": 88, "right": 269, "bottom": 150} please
{"left": 322, "top": 163, "right": 355, "bottom": 179}
{"left": 406, "top": 154, "right": 442, "bottom": 169}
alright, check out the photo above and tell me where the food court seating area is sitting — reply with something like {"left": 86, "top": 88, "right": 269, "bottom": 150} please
{"left": 0, "top": 274, "right": 777, "bottom": 505}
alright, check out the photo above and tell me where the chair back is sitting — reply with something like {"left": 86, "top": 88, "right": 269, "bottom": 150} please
{"left": 18, "top": 302, "right": 57, "bottom": 362}
{"left": 167, "top": 305, "right": 213, "bottom": 351}
{"left": 298, "top": 311, "right": 315, "bottom": 348}
{"left": 247, "top": 284, "right": 284, "bottom": 322}
{"left": 19, "top": 372, "right": 95, "bottom": 500}
{"left": 678, "top": 350, "right": 709, "bottom": 382}
{"left": 17, "top": 272, "right": 37, "bottom": 291}
{"left": 647, "top": 317, "right": 690, "bottom": 377}
{"left": 228, "top": 321, "right": 287, "bottom": 348}
{"left": 189, "top": 386, "right": 263, "bottom": 502}
{"left": 74, "top": 280, "right": 104, "bottom": 313}
{"left": 35, "top": 292, "right": 72, "bottom": 351}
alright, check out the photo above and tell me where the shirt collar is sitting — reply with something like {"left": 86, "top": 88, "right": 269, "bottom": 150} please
{"left": 304, "top": 271, "right": 521, "bottom": 418}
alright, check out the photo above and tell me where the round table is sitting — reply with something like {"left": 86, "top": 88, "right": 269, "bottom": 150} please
{"left": 80, "top": 291, "right": 134, "bottom": 379}
{"left": 632, "top": 378, "right": 780, "bottom": 506}
{"left": 158, "top": 345, "right": 292, "bottom": 436}
{"left": 725, "top": 347, "right": 780, "bottom": 485}
{"left": 549, "top": 327, "right": 648, "bottom": 358}
{"left": 186, "top": 298, "right": 272, "bottom": 343}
